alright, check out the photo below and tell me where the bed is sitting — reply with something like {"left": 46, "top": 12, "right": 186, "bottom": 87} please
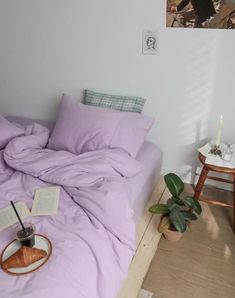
{"left": 0, "top": 95, "right": 163, "bottom": 298}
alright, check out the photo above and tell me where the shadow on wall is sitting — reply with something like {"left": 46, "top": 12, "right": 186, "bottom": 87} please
{"left": 177, "top": 32, "right": 220, "bottom": 183}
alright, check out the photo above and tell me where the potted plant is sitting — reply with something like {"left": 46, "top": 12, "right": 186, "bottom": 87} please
{"left": 149, "top": 173, "right": 202, "bottom": 241}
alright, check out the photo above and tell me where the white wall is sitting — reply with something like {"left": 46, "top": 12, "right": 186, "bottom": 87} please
{"left": 0, "top": 0, "right": 234, "bottom": 180}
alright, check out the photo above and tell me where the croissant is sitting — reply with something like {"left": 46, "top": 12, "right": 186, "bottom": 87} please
{"left": 1, "top": 246, "right": 47, "bottom": 270}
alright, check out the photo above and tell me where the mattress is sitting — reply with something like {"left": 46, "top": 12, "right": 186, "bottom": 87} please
{"left": 130, "top": 141, "right": 162, "bottom": 223}
{"left": 6, "top": 115, "right": 163, "bottom": 223}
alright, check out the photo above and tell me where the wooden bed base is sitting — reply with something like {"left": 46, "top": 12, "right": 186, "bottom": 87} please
{"left": 118, "top": 176, "right": 168, "bottom": 298}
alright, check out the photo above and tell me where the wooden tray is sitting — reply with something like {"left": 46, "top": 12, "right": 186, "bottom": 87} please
{"left": 0, "top": 234, "right": 52, "bottom": 275}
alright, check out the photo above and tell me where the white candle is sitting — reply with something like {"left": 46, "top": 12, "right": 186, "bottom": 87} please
{"left": 215, "top": 115, "right": 223, "bottom": 147}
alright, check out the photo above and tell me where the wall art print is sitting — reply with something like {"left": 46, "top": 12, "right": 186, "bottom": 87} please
{"left": 166, "top": 0, "right": 235, "bottom": 29}
{"left": 142, "top": 30, "right": 158, "bottom": 55}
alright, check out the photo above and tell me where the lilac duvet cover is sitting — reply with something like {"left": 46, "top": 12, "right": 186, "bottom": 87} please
{"left": 0, "top": 122, "right": 145, "bottom": 298}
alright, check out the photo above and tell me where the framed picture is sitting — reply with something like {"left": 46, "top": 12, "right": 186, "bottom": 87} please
{"left": 166, "top": 0, "right": 235, "bottom": 29}
{"left": 142, "top": 30, "right": 158, "bottom": 55}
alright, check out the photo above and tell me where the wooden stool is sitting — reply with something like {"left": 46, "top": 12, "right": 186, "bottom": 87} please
{"left": 194, "top": 152, "right": 235, "bottom": 233}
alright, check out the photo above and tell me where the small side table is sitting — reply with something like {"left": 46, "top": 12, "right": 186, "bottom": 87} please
{"left": 194, "top": 152, "right": 235, "bottom": 233}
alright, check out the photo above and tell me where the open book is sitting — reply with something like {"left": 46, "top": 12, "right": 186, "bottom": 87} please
{"left": 0, "top": 186, "right": 61, "bottom": 231}
{"left": 0, "top": 201, "right": 31, "bottom": 232}
{"left": 31, "top": 186, "right": 60, "bottom": 216}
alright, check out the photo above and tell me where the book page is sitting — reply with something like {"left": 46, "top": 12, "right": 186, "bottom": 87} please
{"left": 31, "top": 186, "right": 60, "bottom": 216}
{"left": 0, "top": 201, "right": 31, "bottom": 232}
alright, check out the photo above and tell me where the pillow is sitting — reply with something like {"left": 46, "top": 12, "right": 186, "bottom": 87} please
{"left": 47, "top": 94, "right": 154, "bottom": 157}
{"left": 84, "top": 89, "right": 146, "bottom": 113}
{"left": 0, "top": 116, "right": 25, "bottom": 149}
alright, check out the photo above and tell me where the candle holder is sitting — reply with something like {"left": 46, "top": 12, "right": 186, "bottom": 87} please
{"left": 209, "top": 145, "right": 222, "bottom": 157}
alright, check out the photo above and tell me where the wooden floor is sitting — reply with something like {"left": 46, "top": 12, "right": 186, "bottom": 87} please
{"left": 142, "top": 184, "right": 235, "bottom": 298}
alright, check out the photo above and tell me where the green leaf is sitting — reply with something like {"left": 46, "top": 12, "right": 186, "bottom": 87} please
{"left": 180, "top": 197, "right": 195, "bottom": 208}
{"left": 169, "top": 209, "right": 187, "bottom": 232}
{"left": 181, "top": 211, "right": 197, "bottom": 221}
{"left": 149, "top": 204, "right": 169, "bottom": 214}
{"left": 172, "top": 196, "right": 184, "bottom": 205}
{"left": 167, "top": 198, "right": 180, "bottom": 212}
{"left": 181, "top": 197, "right": 202, "bottom": 215}
{"left": 164, "top": 173, "right": 184, "bottom": 197}
{"left": 158, "top": 216, "right": 171, "bottom": 233}
{"left": 191, "top": 199, "right": 202, "bottom": 215}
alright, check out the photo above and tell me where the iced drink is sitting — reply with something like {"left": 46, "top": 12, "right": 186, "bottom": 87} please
{"left": 16, "top": 223, "right": 35, "bottom": 247}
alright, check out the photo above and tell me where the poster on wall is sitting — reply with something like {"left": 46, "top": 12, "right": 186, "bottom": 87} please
{"left": 166, "top": 0, "right": 235, "bottom": 29}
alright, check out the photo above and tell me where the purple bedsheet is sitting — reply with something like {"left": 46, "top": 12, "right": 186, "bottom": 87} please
{"left": 0, "top": 122, "right": 144, "bottom": 298}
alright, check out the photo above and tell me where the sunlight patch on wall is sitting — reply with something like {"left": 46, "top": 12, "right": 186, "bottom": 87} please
{"left": 177, "top": 32, "right": 221, "bottom": 180}
{"left": 179, "top": 33, "right": 220, "bottom": 146}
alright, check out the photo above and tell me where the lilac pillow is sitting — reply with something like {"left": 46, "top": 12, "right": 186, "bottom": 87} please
{"left": 47, "top": 94, "right": 154, "bottom": 157}
{"left": 0, "top": 116, "right": 25, "bottom": 149}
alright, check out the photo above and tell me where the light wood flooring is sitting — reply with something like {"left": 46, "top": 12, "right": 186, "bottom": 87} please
{"left": 142, "top": 184, "right": 235, "bottom": 298}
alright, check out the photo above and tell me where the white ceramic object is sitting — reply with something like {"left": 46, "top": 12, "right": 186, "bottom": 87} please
{"left": 1, "top": 234, "right": 52, "bottom": 275}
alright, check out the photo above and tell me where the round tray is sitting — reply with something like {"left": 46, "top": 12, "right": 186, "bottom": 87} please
{"left": 0, "top": 234, "right": 52, "bottom": 275}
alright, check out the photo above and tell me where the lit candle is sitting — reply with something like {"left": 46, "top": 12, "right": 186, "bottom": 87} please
{"left": 215, "top": 115, "right": 223, "bottom": 147}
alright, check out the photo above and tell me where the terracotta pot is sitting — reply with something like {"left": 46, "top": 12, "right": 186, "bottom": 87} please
{"left": 163, "top": 228, "right": 183, "bottom": 242}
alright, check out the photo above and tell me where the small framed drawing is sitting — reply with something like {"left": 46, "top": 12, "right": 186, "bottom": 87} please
{"left": 142, "top": 30, "right": 158, "bottom": 55}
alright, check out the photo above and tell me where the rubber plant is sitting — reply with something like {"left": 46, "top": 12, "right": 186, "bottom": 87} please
{"left": 149, "top": 173, "right": 202, "bottom": 238}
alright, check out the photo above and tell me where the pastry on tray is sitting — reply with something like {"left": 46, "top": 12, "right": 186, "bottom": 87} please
{"left": 1, "top": 246, "right": 47, "bottom": 270}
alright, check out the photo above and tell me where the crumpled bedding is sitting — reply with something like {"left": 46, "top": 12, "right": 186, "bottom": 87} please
{"left": 0, "top": 123, "right": 143, "bottom": 298}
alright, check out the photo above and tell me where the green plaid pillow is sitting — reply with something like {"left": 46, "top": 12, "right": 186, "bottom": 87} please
{"left": 84, "top": 90, "right": 146, "bottom": 113}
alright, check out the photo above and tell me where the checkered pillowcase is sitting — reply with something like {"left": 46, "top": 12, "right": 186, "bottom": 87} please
{"left": 84, "top": 90, "right": 146, "bottom": 113}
